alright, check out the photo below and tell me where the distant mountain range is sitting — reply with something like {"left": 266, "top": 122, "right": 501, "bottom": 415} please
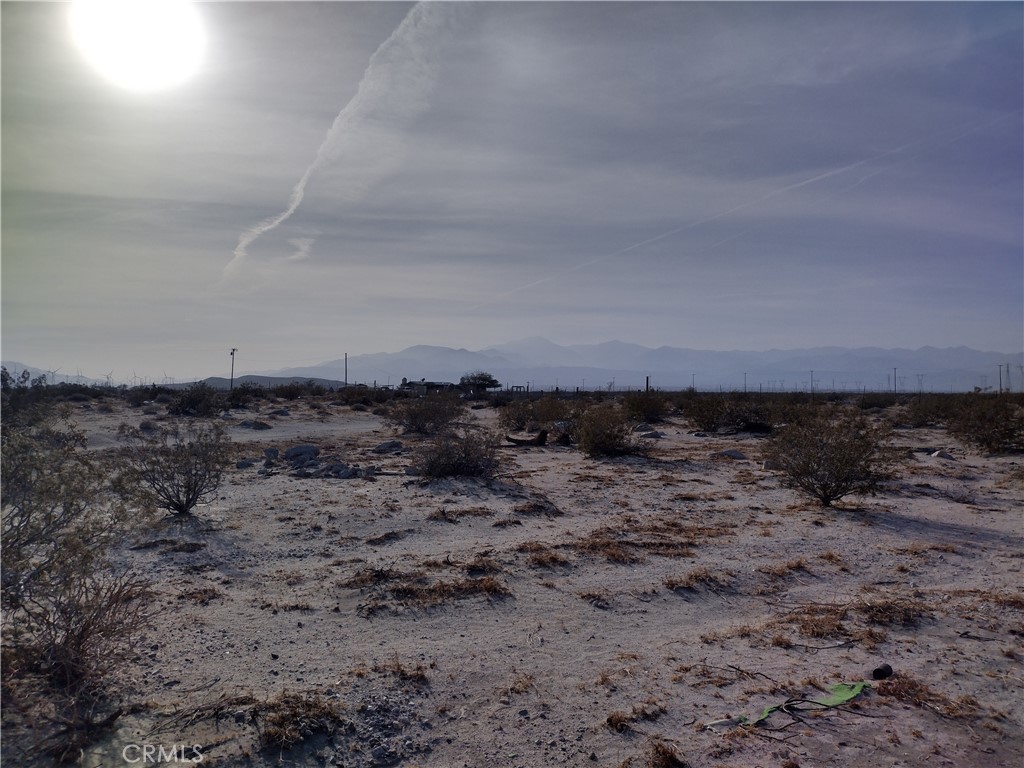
{"left": 6, "top": 340, "right": 1021, "bottom": 393}
{"left": 259, "top": 338, "right": 1024, "bottom": 393}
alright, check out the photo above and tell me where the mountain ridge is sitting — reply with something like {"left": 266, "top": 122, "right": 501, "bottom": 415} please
{"left": 258, "top": 339, "right": 1023, "bottom": 393}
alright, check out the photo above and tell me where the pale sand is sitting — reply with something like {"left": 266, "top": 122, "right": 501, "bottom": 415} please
{"left": 64, "top": 398, "right": 1022, "bottom": 768}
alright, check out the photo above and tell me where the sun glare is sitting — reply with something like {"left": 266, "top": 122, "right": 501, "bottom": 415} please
{"left": 69, "top": 0, "right": 205, "bottom": 92}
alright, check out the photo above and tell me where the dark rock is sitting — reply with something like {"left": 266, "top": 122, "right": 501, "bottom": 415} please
{"left": 264, "top": 447, "right": 280, "bottom": 460}
{"left": 872, "top": 663, "right": 893, "bottom": 680}
{"left": 237, "top": 420, "right": 272, "bottom": 430}
{"left": 269, "top": 408, "right": 290, "bottom": 416}
{"left": 236, "top": 459, "right": 256, "bottom": 469}
{"left": 284, "top": 444, "right": 320, "bottom": 463}
{"left": 373, "top": 440, "right": 404, "bottom": 454}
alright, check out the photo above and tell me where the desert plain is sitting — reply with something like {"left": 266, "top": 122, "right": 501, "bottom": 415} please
{"left": 9, "top": 391, "right": 1024, "bottom": 768}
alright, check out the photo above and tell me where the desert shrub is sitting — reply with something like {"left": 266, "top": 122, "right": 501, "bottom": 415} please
{"left": 413, "top": 432, "right": 498, "bottom": 478}
{"left": 623, "top": 390, "right": 669, "bottom": 423}
{"left": 947, "top": 396, "right": 1024, "bottom": 453}
{"left": 225, "top": 382, "right": 264, "bottom": 409}
{"left": 857, "top": 392, "right": 899, "bottom": 410}
{"left": 497, "top": 399, "right": 532, "bottom": 431}
{"left": 1, "top": 408, "right": 151, "bottom": 760}
{"left": 764, "top": 407, "right": 903, "bottom": 506}
{"left": 167, "top": 382, "right": 223, "bottom": 417}
{"left": 117, "top": 422, "right": 231, "bottom": 515}
{"left": 530, "top": 395, "right": 572, "bottom": 426}
{"left": 497, "top": 396, "right": 572, "bottom": 432}
{"left": 269, "top": 380, "right": 328, "bottom": 400}
{"left": 576, "top": 405, "right": 648, "bottom": 458}
{"left": 386, "top": 392, "right": 466, "bottom": 435}
{"left": 682, "top": 395, "right": 731, "bottom": 432}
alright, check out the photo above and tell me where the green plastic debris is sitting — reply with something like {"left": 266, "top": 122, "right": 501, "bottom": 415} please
{"left": 707, "top": 682, "right": 870, "bottom": 732}
{"left": 750, "top": 681, "right": 869, "bottom": 726}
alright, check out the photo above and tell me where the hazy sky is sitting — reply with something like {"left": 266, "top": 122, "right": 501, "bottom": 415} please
{"left": 3, "top": 1, "right": 1022, "bottom": 381}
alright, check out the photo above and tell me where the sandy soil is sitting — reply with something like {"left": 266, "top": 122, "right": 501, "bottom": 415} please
{"left": 60, "top": 397, "right": 1023, "bottom": 767}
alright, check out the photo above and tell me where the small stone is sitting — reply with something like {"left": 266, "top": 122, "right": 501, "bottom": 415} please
{"left": 872, "top": 663, "right": 893, "bottom": 680}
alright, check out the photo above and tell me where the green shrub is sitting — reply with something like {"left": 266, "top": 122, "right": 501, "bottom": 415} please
{"left": 116, "top": 422, "right": 231, "bottom": 515}
{"left": 413, "top": 432, "right": 498, "bottom": 478}
{"left": 947, "top": 396, "right": 1024, "bottom": 453}
{"left": 764, "top": 408, "right": 903, "bottom": 506}
{"left": 576, "top": 405, "right": 648, "bottom": 458}
{"left": 386, "top": 393, "right": 466, "bottom": 435}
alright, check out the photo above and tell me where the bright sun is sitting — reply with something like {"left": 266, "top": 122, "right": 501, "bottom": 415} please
{"left": 69, "top": 0, "right": 205, "bottom": 92}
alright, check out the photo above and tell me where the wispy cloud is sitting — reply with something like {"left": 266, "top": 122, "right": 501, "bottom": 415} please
{"left": 222, "top": 2, "right": 458, "bottom": 280}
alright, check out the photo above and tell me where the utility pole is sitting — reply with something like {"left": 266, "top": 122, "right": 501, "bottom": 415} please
{"left": 743, "top": 372, "right": 747, "bottom": 393}
{"left": 998, "top": 364, "right": 1003, "bottom": 394}
{"left": 229, "top": 348, "right": 237, "bottom": 390}
{"left": 691, "top": 373, "right": 696, "bottom": 391}
{"left": 809, "top": 370, "right": 814, "bottom": 403}
{"left": 893, "top": 367, "right": 898, "bottom": 398}
{"left": 344, "top": 353, "right": 348, "bottom": 387}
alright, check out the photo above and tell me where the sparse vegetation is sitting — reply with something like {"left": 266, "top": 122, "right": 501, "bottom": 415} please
{"left": 1, "top": 406, "right": 151, "bottom": 763}
{"left": 256, "top": 691, "right": 349, "bottom": 749}
{"left": 947, "top": 395, "right": 1024, "bottom": 454}
{"left": 386, "top": 392, "right": 466, "bottom": 435}
{"left": 116, "top": 422, "right": 231, "bottom": 515}
{"left": 412, "top": 431, "right": 499, "bottom": 478}
{"left": 576, "top": 404, "right": 648, "bottom": 458}
{"left": 764, "top": 407, "right": 903, "bottom": 506}
{"left": 623, "top": 390, "right": 670, "bottom": 423}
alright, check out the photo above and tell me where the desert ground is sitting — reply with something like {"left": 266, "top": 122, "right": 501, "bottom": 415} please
{"left": 36, "top": 394, "right": 1024, "bottom": 767}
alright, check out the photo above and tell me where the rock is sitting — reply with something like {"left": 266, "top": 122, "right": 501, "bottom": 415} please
{"left": 761, "top": 459, "right": 784, "bottom": 471}
{"left": 872, "top": 663, "right": 894, "bottom": 680}
{"left": 373, "top": 440, "right": 404, "bottom": 454}
{"left": 930, "top": 450, "right": 956, "bottom": 461}
{"left": 284, "top": 444, "right": 320, "bottom": 463}
{"left": 640, "top": 430, "right": 664, "bottom": 439}
{"left": 264, "top": 447, "right": 279, "bottom": 460}
{"left": 632, "top": 423, "right": 653, "bottom": 433}
{"left": 714, "top": 449, "right": 748, "bottom": 460}
{"left": 268, "top": 408, "right": 290, "bottom": 416}
{"left": 236, "top": 459, "right": 256, "bottom": 469}
{"left": 237, "top": 420, "right": 272, "bottom": 430}
{"left": 318, "top": 462, "right": 357, "bottom": 480}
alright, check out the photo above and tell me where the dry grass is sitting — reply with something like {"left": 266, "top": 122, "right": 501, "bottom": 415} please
{"left": 605, "top": 699, "right": 667, "bottom": 733}
{"left": 757, "top": 557, "right": 812, "bottom": 578}
{"left": 373, "top": 653, "right": 430, "bottom": 685}
{"left": 506, "top": 673, "right": 535, "bottom": 695}
{"left": 341, "top": 565, "right": 511, "bottom": 613}
{"left": 890, "top": 541, "right": 958, "bottom": 556}
{"left": 664, "top": 567, "right": 734, "bottom": 593}
{"left": 876, "top": 672, "right": 980, "bottom": 718}
{"left": 256, "top": 691, "right": 349, "bottom": 749}
{"left": 573, "top": 515, "right": 733, "bottom": 563}
{"left": 176, "top": 586, "right": 223, "bottom": 605}
{"left": 646, "top": 738, "right": 690, "bottom": 768}
{"left": 427, "top": 506, "right": 493, "bottom": 523}
{"left": 517, "top": 541, "right": 572, "bottom": 568}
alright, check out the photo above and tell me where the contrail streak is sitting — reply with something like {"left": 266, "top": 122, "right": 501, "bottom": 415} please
{"left": 223, "top": 2, "right": 453, "bottom": 280}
